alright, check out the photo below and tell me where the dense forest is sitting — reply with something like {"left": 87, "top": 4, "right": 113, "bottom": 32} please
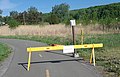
{"left": 0, "top": 2, "right": 120, "bottom": 30}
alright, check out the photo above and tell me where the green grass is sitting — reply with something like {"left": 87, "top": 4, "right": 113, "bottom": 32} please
{"left": 79, "top": 34, "right": 120, "bottom": 77}
{"left": 0, "top": 35, "right": 73, "bottom": 45}
{"left": 0, "top": 43, "right": 11, "bottom": 62}
{"left": 0, "top": 33, "right": 120, "bottom": 77}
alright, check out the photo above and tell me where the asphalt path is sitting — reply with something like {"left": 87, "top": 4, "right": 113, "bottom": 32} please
{"left": 0, "top": 39, "right": 102, "bottom": 77}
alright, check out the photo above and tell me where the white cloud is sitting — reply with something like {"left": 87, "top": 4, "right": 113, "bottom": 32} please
{"left": 0, "top": 0, "right": 17, "bottom": 10}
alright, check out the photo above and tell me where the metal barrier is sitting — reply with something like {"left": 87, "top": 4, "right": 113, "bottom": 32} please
{"left": 27, "top": 43, "right": 103, "bottom": 71}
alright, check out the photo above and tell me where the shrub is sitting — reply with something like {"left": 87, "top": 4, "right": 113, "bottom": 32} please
{"left": 8, "top": 19, "right": 20, "bottom": 29}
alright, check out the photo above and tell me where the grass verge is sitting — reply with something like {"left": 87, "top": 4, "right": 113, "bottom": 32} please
{"left": 78, "top": 34, "right": 120, "bottom": 77}
{"left": 0, "top": 43, "right": 12, "bottom": 62}
{"left": 0, "top": 33, "right": 120, "bottom": 77}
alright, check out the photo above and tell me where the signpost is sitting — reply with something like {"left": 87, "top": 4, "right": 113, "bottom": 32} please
{"left": 70, "top": 20, "right": 75, "bottom": 45}
{"left": 70, "top": 20, "right": 79, "bottom": 57}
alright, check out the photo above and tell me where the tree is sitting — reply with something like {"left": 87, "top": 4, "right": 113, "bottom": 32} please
{"left": 48, "top": 13, "right": 60, "bottom": 24}
{"left": 52, "top": 3, "right": 70, "bottom": 23}
{"left": 16, "top": 12, "right": 25, "bottom": 24}
{"left": 10, "top": 11, "right": 19, "bottom": 19}
{"left": 8, "top": 7, "right": 43, "bottom": 25}
{"left": 0, "top": 9, "right": 3, "bottom": 26}
{"left": 28, "top": 6, "right": 38, "bottom": 13}
{"left": 0, "top": 9, "right": 2, "bottom": 15}
{"left": 27, "top": 6, "right": 42, "bottom": 24}
{"left": 3, "top": 16, "right": 11, "bottom": 24}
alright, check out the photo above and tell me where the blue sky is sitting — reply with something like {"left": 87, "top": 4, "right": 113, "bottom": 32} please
{"left": 0, "top": 0, "right": 120, "bottom": 16}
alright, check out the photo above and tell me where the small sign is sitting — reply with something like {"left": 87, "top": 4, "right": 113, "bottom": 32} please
{"left": 70, "top": 20, "right": 76, "bottom": 26}
{"left": 63, "top": 45, "right": 74, "bottom": 53}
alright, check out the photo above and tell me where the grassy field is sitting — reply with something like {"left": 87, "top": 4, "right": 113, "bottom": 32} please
{"left": 0, "top": 43, "right": 11, "bottom": 62}
{"left": 0, "top": 24, "right": 120, "bottom": 77}
{"left": 0, "top": 24, "right": 105, "bottom": 36}
{"left": 0, "top": 34, "right": 120, "bottom": 77}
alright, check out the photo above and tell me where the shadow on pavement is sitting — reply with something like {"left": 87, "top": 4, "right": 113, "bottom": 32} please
{"left": 18, "top": 58, "right": 83, "bottom": 70}
{"left": 45, "top": 51, "right": 74, "bottom": 57}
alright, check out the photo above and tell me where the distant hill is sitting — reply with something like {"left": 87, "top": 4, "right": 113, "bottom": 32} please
{"left": 69, "top": 2, "right": 120, "bottom": 23}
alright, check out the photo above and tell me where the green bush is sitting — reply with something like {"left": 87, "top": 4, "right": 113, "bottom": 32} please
{"left": 8, "top": 19, "right": 20, "bottom": 29}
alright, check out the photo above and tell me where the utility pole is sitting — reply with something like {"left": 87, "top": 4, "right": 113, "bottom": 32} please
{"left": 23, "top": 12, "right": 26, "bottom": 25}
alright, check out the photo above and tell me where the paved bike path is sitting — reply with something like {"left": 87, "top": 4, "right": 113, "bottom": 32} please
{"left": 0, "top": 39, "right": 102, "bottom": 77}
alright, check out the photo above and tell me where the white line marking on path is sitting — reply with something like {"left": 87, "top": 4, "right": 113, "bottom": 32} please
{"left": 45, "top": 69, "right": 50, "bottom": 77}
{"left": 38, "top": 54, "right": 43, "bottom": 58}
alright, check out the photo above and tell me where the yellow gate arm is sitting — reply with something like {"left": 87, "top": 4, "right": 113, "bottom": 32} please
{"left": 27, "top": 43, "right": 103, "bottom": 52}
{"left": 27, "top": 43, "right": 103, "bottom": 71}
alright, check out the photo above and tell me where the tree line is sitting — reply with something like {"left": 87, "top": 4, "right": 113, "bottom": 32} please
{"left": 0, "top": 2, "right": 120, "bottom": 30}
{"left": 71, "top": 2, "right": 120, "bottom": 31}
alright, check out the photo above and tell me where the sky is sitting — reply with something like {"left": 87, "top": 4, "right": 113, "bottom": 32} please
{"left": 0, "top": 0, "right": 120, "bottom": 16}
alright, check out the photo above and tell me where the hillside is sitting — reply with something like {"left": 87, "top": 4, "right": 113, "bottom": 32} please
{"left": 42, "top": 2, "right": 120, "bottom": 32}
{"left": 69, "top": 2, "right": 120, "bottom": 29}
{"left": 0, "top": 2, "right": 119, "bottom": 30}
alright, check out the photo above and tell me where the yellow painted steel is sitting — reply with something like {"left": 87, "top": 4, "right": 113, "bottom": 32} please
{"left": 27, "top": 43, "right": 103, "bottom": 52}
{"left": 90, "top": 50, "right": 93, "bottom": 64}
{"left": 27, "top": 43, "right": 103, "bottom": 71}
{"left": 27, "top": 48, "right": 32, "bottom": 71}
{"left": 27, "top": 46, "right": 63, "bottom": 52}
{"left": 89, "top": 45, "right": 96, "bottom": 66}
{"left": 92, "top": 45, "right": 95, "bottom": 66}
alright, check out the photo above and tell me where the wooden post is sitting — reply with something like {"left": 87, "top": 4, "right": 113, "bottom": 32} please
{"left": 72, "top": 26, "right": 75, "bottom": 46}
{"left": 81, "top": 29, "right": 84, "bottom": 45}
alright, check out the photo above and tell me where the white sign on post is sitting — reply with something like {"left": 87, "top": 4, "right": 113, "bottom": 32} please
{"left": 70, "top": 20, "right": 76, "bottom": 26}
{"left": 63, "top": 45, "right": 74, "bottom": 54}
